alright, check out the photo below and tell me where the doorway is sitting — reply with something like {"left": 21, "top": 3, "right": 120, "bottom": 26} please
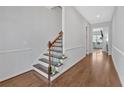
{"left": 92, "top": 27, "right": 108, "bottom": 53}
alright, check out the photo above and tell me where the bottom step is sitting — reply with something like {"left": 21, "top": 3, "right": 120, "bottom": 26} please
{"left": 33, "top": 64, "right": 58, "bottom": 77}
{"left": 33, "top": 64, "right": 48, "bottom": 74}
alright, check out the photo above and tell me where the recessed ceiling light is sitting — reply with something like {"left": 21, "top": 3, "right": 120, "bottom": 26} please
{"left": 96, "top": 14, "right": 100, "bottom": 18}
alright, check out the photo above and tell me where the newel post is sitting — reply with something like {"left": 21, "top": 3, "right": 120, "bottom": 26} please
{"left": 48, "top": 41, "right": 52, "bottom": 86}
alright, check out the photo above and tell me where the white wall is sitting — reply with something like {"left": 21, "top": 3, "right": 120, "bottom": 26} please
{"left": 0, "top": 6, "right": 62, "bottom": 81}
{"left": 111, "top": 7, "right": 124, "bottom": 86}
{"left": 62, "top": 6, "right": 90, "bottom": 75}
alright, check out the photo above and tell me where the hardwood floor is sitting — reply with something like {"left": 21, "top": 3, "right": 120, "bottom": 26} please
{"left": 0, "top": 70, "right": 48, "bottom": 87}
{"left": 53, "top": 50, "right": 121, "bottom": 87}
{"left": 0, "top": 50, "right": 121, "bottom": 87}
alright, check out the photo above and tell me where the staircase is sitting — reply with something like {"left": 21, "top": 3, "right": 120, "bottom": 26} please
{"left": 33, "top": 31, "right": 67, "bottom": 85}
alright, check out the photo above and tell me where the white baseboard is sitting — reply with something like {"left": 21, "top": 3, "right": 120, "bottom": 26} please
{"left": 0, "top": 67, "right": 32, "bottom": 82}
{"left": 51, "top": 55, "right": 85, "bottom": 81}
{"left": 0, "top": 46, "right": 86, "bottom": 83}
{"left": 52, "top": 46, "right": 86, "bottom": 80}
{"left": 112, "top": 45, "right": 124, "bottom": 86}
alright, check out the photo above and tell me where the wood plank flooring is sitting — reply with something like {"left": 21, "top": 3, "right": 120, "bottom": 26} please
{"left": 0, "top": 50, "right": 121, "bottom": 87}
{"left": 0, "top": 70, "right": 48, "bottom": 87}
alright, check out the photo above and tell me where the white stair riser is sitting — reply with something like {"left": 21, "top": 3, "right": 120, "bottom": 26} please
{"left": 33, "top": 67, "right": 55, "bottom": 81}
{"left": 33, "top": 67, "right": 48, "bottom": 78}
{"left": 38, "top": 61, "right": 62, "bottom": 72}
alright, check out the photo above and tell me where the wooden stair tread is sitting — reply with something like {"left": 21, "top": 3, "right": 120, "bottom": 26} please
{"left": 43, "top": 53, "right": 63, "bottom": 59}
{"left": 49, "top": 49, "right": 62, "bottom": 53}
{"left": 39, "top": 58, "right": 63, "bottom": 67}
{"left": 33, "top": 64, "right": 58, "bottom": 77}
{"left": 33, "top": 64, "right": 48, "bottom": 74}
{"left": 52, "top": 45, "right": 62, "bottom": 47}
{"left": 55, "top": 41, "right": 62, "bottom": 43}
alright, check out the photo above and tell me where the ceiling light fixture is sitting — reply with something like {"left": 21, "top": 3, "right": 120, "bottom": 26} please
{"left": 96, "top": 14, "right": 100, "bottom": 18}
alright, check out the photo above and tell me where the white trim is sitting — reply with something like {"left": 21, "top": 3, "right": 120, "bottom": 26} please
{"left": 33, "top": 67, "right": 48, "bottom": 79}
{"left": 0, "top": 67, "right": 32, "bottom": 82}
{"left": 112, "top": 45, "right": 124, "bottom": 86}
{"left": 52, "top": 54, "right": 85, "bottom": 81}
{"left": 0, "top": 48, "right": 32, "bottom": 54}
{"left": 112, "top": 45, "right": 124, "bottom": 56}
{"left": 62, "top": 6, "right": 65, "bottom": 54}
{"left": 65, "top": 46, "right": 85, "bottom": 51}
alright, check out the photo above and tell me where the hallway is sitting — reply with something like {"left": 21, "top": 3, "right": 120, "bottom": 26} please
{"left": 0, "top": 50, "right": 121, "bottom": 87}
{"left": 52, "top": 50, "right": 121, "bottom": 87}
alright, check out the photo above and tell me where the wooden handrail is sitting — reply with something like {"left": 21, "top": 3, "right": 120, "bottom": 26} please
{"left": 49, "top": 31, "right": 63, "bottom": 48}
{"left": 48, "top": 31, "right": 63, "bottom": 86}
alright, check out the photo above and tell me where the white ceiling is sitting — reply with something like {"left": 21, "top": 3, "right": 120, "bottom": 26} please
{"left": 75, "top": 6, "right": 115, "bottom": 24}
